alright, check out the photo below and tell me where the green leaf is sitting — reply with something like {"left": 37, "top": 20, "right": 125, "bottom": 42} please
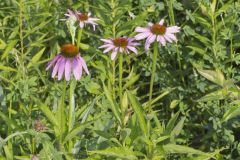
{"left": 33, "top": 98, "right": 59, "bottom": 127}
{"left": 27, "top": 48, "right": 45, "bottom": 68}
{"left": 127, "top": 91, "right": 148, "bottom": 137}
{"left": 165, "top": 112, "right": 179, "bottom": 135}
{"left": 0, "top": 65, "right": 17, "bottom": 72}
{"left": 103, "top": 84, "right": 122, "bottom": 124}
{"left": 197, "top": 69, "right": 225, "bottom": 87}
{"left": 0, "top": 111, "right": 19, "bottom": 130}
{"left": 64, "top": 120, "right": 94, "bottom": 142}
{"left": 170, "top": 117, "right": 185, "bottom": 142}
{"left": 197, "top": 88, "right": 227, "bottom": 102}
{"left": 215, "top": 0, "right": 233, "bottom": 17}
{"left": 163, "top": 144, "right": 207, "bottom": 155}
{"left": 222, "top": 104, "right": 240, "bottom": 122}
{"left": 89, "top": 147, "right": 144, "bottom": 160}
{"left": 1, "top": 40, "right": 17, "bottom": 60}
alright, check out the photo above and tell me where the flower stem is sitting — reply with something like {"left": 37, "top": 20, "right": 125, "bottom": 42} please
{"left": 77, "top": 28, "right": 83, "bottom": 47}
{"left": 68, "top": 80, "right": 76, "bottom": 153}
{"left": 148, "top": 42, "right": 158, "bottom": 111}
{"left": 119, "top": 54, "right": 123, "bottom": 121}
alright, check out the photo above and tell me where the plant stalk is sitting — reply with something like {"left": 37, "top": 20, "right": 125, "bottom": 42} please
{"left": 148, "top": 42, "right": 158, "bottom": 111}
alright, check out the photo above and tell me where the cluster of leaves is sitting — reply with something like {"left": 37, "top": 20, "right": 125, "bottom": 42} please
{"left": 0, "top": 0, "right": 240, "bottom": 159}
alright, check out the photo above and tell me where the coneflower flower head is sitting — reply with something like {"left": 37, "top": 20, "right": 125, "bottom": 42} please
{"left": 46, "top": 44, "right": 89, "bottom": 81}
{"left": 64, "top": 9, "right": 99, "bottom": 30}
{"left": 99, "top": 37, "right": 139, "bottom": 60}
{"left": 135, "top": 19, "right": 180, "bottom": 50}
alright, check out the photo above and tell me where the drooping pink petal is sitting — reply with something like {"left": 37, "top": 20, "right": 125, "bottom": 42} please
{"left": 146, "top": 34, "right": 156, "bottom": 46}
{"left": 111, "top": 49, "right": 118, "bottom": 60}
{"left": 52, "top": 56, "right": 62, "bottom": 78}
{"left": 103, "top": 45, "right": 115, "bottom": 53}
{"left": 157, "top": 36, "right": 166, "bottom": 46}
{"left": 99, "top": 44, "right": 114, "bottom": 49}
{"left": 65, "top": 58, "right": 72, "bottom": 81}
{"left": 166, "top": 26, "right": 180, "bottom": 33}
{"left": 119, "top": 47, "right": 124, "bottom": 53}
{"left": 164, "top": 35, "right": 173, "bottom": 43}
{"left": 73, "top": 58, "right": 82, "bottom": 80}
{"left": 88, "top": 18, "right": 100, "bottom": 21}
{"left": 127, "top": 46, "right": 138, "bottom": 54}
{"left": 46, "top": 54, "right": 60, "bottom": 70}
{"left": 79, "top": 21, "right": 84, "bottom": 28}
{"left": 58, "top": 58, "right": 66, "bottom": 81}
{"left": 166, "top": 33, "right": 177, "bottom": 42}
{"left": 100, "top": 39, "right": 113, "bottom": 44}
{"left": 135, "top": 27, "right": 150, "bottom": 33}
{"left": 79, "top": 57, "right": 89, "bottom": 75}
{"left": 135, "top": 32, "right": 152, "bottom": 40}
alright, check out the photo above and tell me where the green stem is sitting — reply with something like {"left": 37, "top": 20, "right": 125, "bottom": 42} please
{"left": 59, "top": 81, "right": 67, "bottom": 151}
{"left": 119, "top": 54, "right": 123, "bottom": 122}
{"left": 68, "top": 80, "right": 76, "bottom": 153}
{"left": 167, "top": 0, "right": 185, "bottom": 85}
{"left": 148, "top": 42, "right": 158, "bottom": 111}
{"left": 77, "top": 28, "right": 83, "bottom": 47}
{"left": 112, "top": 60, "right": 116, "bottom": 99}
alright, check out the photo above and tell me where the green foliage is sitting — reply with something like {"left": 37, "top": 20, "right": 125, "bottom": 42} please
{"left": 0, "top": 0, "right": 240, "bottom": 159}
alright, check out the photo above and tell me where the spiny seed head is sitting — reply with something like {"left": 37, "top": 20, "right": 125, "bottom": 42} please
{"left": 151, "top": 24, "right": 166, "bottom": 35}
{"left": 78, "top": 13, "right": 88, "bottom": 21}
{"left": 113, "top": 38, "right": 128, "bottom": 47}
{"left": 60, "top": 44, "right": 79, "bottom": 58}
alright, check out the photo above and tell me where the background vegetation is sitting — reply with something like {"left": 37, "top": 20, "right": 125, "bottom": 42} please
{"left": 0, "top": 0, "right": 240, "bottom": 159}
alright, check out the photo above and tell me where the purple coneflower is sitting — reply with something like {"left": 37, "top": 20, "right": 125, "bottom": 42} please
{"left": 99, "top": 37, "right": 139, "bottom": 60}
{"left": 64, "top": 9, "right": 76, "bottom": 20}
{"left": 46, "top": 44, "right": 89, "bottom": 81}
{"left": 135, "top": 19, "right": 180, "bottom": 50}
{"left": 65, "top": 9, "right": 99, "bottom": 30}
{"left": 75, "top": 11, "right": 99, "bottom": 30}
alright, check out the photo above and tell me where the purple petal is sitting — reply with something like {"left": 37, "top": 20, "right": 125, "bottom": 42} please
{"left": 73, "top": 58, "right": 82, "bottom": 80}
{"left": 52, "top": 57, "right": 62, "bottom": 78}
{"left": 100, "top": 39, "right": 113, "bottom": 44}
{"left": 79, "top": 21, "right": 85, "bottom": 28}
{"left": 79, "top": 57, "right": 89, "bottom": 75}
{"left": 164, "top": 35, "right": 173, "bottom": 43}
{"left": 103, "top": 45, "right": 115, "bottom": 53}
{"left": 65, "top": 58, "right": 72, "bottom": 81}
{"left": 58, "top": 58, "right": 66, "bottom": 81}
{"left": 159, "top": 19, "right": 164, "bottom": 25}
{"left": 135, "top": 27, "right": 150, "bottom": 33}
{"left": 111, "top": 49, "right": 118, "bottom": 60}
{"left": 166, "top": 26, "right": 180, "bottom": 33}
{"left": 99, "top": 44, "right": 114, "bottom": 49}
{"left": 135, "top": 32, "right": 152, "bottom": 40}
{"left": 157, "top": 36, "right": 166, "bottom": 46}
{"left": 127, "top": 46, "right": 138, "bottom": 54}
{"left": 46, "top": 54, "right": 61, "bottom": 70}
{"left": 146, "top": 34, "right": 156, "bottom": 46}
{"left": 166, "top": 33, "right": 177, "bottom": 42}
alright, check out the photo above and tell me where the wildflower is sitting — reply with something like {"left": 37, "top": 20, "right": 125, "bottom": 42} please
{"left": 135, "top": 19, "right": 180, "bottom": 50}
{"left": 46, "top": 44, "right": 89, "bottom": 81}
{"left": 75, "top": 11, "right": 99, "bottom": 30}
{"left": 65, "top": 9, "right": 99, "bottom": 30}
{"left": 64, "top": 9, "right": 77, "bottom": 21}
{"left": 99, "top": 37, "right": 139, "bottom": 60}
